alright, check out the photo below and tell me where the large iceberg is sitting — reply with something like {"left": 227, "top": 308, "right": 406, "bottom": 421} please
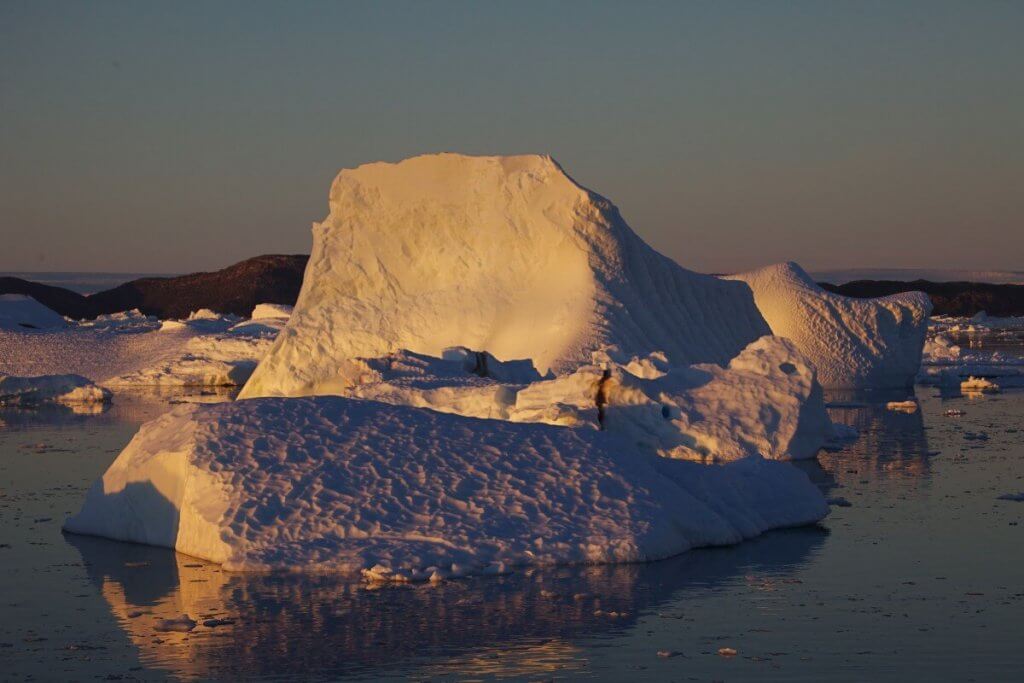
{"left": 64, "top": 396, "right": 827, "bottom": 578}
{"left": 240, "top": 154, "right": 770, "bottom": 398}
{"left": 65, "top": 154, "right": 845, "bottom": 577}
{"left": 725, "top": 262, "right": 931, "bottom": 389}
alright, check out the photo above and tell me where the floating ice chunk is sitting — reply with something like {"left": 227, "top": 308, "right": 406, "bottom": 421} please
{"left": 997, "top": 492, "right": 1024, "bottom": 502}
{"left": 187, "top": 309, "right": 223, "bottom": 321}
{"left": 240, "top": 153, "right": 769, "bottom": 398}
{"left": 154, "top": 615, "right": 196, "bottom": 632}
{"left": 886, "top": 400, "right": 919, "bottom": 413}
{"left": 922, "top": 334, "right": 961, "bottom": 362}
{"left": 0, "top": 373, "right": 111, "bottom": 406}
{"left": 961, "top": 376, "right": 1000, "bottom": 394}
{"left": 64, "top": 396, "right": 828, "bottom": 577}
{"left": 77, "top": 310, "right": 158, "bottom": 332}
{"left": 725, "top": 262, "right": 931, "bottom": 389}
{"left": 0, "top": 294, "right": 67, "bottom": 331}
{"left": 159, "top": 319, "right": 188, "bottom": 332}
{"left": 250, "top": 303, "right": 293, "bottom": 320}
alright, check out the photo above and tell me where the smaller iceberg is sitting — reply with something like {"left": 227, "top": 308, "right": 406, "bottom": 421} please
{"left": 0, "top": 373, "right": 111, "bottom": 406}
{"left": 0, "top": 294, "right": 67, "bottom": 331}
{"left": 725, "top": 262, "right": 931, "bottom": 389}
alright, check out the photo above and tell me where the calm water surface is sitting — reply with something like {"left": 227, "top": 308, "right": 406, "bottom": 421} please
{"left": 2, "top": 379, "right": 1023, "bottom": 681}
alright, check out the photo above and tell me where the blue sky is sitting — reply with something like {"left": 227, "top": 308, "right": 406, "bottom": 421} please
{"left": 2, "top": 1, "right": 1021, "bottom": 273}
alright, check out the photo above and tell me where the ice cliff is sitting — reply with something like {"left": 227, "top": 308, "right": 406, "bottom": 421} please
{"left": 240, "top": 154, "right": 770, "bottom": 398}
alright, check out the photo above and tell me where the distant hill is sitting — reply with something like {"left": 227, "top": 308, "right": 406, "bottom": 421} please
{"left": 0, "top": 254, "right": 309, "bottom": 320}
{"left": 821, "top": 280, "right": 1024, "bottom": 317}
{"left": 812, "top": 268, "right": 1024, "bottom": 286}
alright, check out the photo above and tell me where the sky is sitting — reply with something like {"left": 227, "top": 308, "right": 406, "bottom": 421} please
{"left": 2, "top": 0, "right": 1022, "bottom": 274}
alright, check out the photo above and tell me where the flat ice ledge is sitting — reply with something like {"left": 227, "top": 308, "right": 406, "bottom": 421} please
{"left": 65, "top": 396, "right": 828, "bottom": 579}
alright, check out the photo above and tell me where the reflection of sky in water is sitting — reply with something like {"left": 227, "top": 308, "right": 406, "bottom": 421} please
{"left": 2, "top": 351, "right": 1024, "bottom": 681}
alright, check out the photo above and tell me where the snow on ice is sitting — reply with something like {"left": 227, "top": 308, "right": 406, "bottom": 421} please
{"left": 0, "top": 304, "right": 286, "bottom": 391}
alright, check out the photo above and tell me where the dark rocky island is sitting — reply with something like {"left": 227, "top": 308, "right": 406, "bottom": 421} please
{"left": 821, "top": 280, "right": 1024, "bottom": 317}
{"left": 0, "top": 254, "right": 308, "bottom": 320}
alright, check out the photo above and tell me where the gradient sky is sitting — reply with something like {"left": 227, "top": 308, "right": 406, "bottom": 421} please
{"left": 2, "top": 1, "right": 1021, "bottom": 274}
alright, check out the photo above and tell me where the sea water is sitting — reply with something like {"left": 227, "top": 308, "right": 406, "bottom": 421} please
{"left": 1, "top": 372, "right": 1022, "bottom": 681}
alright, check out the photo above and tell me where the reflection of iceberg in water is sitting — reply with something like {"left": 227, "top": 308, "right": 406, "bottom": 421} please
{"left": 0, "top": 386, "right": 237, "bottom": 430}
{"left": 67, "top": 527, "right": 825, "bottom": 680}
{"left": 820, "top": 389, "right": 931, "bottom": 484}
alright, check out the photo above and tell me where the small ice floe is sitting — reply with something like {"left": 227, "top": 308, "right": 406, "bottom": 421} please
{"left": 78, "top": 309, "right": 158, "bottom": 332}
{"left": 886, "top": 400, "right": 918, "bottom": 413}
{"left": 997, "top": 492, "right": 1024, "bottom": 502}
{"left": 154, "top": 615, "right": 196, "bottom": 632}
{"left": 593, "top": 609, "right": 628, "bottom": 619}
{"left": 717, "top": 647, "right": 738, "bottom": 657}
{"left": 202, "top": 618, "right": 234, "bottom": 628}
{"left": 0, "top": 373, "right": 111, "bottom": 407}
{"left": 827, "top": 497, "right": 853, "bottom": 508}
{"left": 961, "top": 376, "right": 1000, "bottom": 394}
{"left": 657, "top": 650, "right": 682, "bottom": 658}
{"left": 943, "top": 408, "right": 966, "bottom": 417}
{"left": 249, "top": 303, "right": 293, "bottom": 320}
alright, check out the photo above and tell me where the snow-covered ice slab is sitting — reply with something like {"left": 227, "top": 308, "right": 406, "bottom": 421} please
{"left": 0, "top": 373, "right": 111, "bottom": 406}
{"left": 725, "top": 262, "right": 931, "bottom": 389}
{"left": 2, "top": 307, "right": 276, "bottom": 391}
{"left": 241, "top": 153, "right": 770, "bottom": 398}
{"left": 64, "top": 396, "right": 827, "bottom": 578}
{"left": 103, "top": 334, "right": 271, "bottom": 388}
{"left": 0, "top": 294, "right": 67, "bottom": 330}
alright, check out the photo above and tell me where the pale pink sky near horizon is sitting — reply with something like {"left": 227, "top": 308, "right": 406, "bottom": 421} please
{"left": 2, "top": 1, "right": 1022, "bottom": 274}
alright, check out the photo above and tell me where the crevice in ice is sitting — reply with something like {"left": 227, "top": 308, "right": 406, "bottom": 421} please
{"left": 470, "top": 351, "right": 489, "bottom": 379}
{"left": 595, "top": 368, "right": 612, "bottom": 430}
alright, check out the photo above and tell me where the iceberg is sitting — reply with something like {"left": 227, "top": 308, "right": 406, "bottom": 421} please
{"left": 64, "top": 396, "right": 827, "bottom": 578}
{"left": 0, "top": 294, "right": 67, "bottom": 330}
{"left": 65, "top": 154, "right": 844, "bottom": 577}
{"left": 240, "top": 153, "right": 770, "bottom": 398}
{"left": 725, "top": 262, "right": 931, "bottom": 389}
{"left": 0, "top": 373, "right": 111, "bottom": 406}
